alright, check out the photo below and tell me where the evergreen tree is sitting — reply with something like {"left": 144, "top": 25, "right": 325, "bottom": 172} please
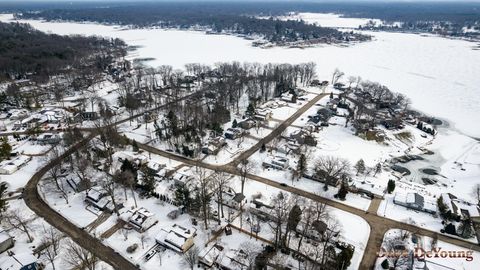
{"left": 337, "top": 183, "right": 348, "bottom": 200}
{"left": 336, "top": 246, "right": 354, "bottom": 269}
{"left": 232, "top": 119, "right": 238, "bottom": 128}
{"left": 0, "top": 137, "right": 12, "bottom": 161}
{"left": 132, "top": 139, "right": 139, "bottom": 152}
{"left": 0, "top": 183, "right": 8, "bottom": 214}
{"left": 260, "top": 143, "right": 266, "bottom": 152}
{"left": 381, "top": 259, "right": 389, "bottom": 269}
{"left": 387, "top": 180, "right": 396, "bottom": 194}
{"left": 444, "top": 223, "right": 457, "bottom": 235}
{"left": 167, "top": 110, "right": 179, "bottom": 137}
{"left": 291, "top": 93, "right": 297, "bottom": 103}
{"left": 374, "top": 162, "right": 382, "bottom": 176}
{"left": 285, "top": 204, "right": 302, "bottom": 246}
{"left": 140, "top": 166, "right": 156, "bottom": 194}
{"left": 174, "top": 185, "right": 192, "bottom": 209}
{"left": 246, "top": 103, "right": 255, "bottom": 117}
{"left": 296, "top": 154, "right": 307, "bottom": 180}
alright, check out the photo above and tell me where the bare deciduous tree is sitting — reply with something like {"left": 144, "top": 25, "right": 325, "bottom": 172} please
{"left": 320, "top": 217, "right": 341, "bottom": 266}
{"left": 40, "top": 226, "right": 62, "bottom": 270}
{"left": 383, "top": 235, "right": 409, "bottom": 269}
{"left": 212, "top": 171, "right": 231, "bottom": 222}
{"left": 267, "top": 192, "right": 293, "bottom": 249}
{"left": 471, "top": 183, "right": 480, "bottom": 205}
{"left": 314, "top": 156, "right": 350, "bottom": 190}
{"left": 2, "top": 210, "right": 34, "bottom": 242}
{"left": 64, "top": 240, "right": 98, "bottom": 270}
{"left": 181, "top": 246, "right": 199, "bottom": 270}
{"left": 331, "top": 68, "right": 344, "bottom": 85}
{"left": 101, "top": 170, "right": 120, "bottom": 216}
{"left": 194, "top": 167, "right": 213, "bottom": 230}
{"left": 238, "top": 242, "right": 262, "bottom": 270}
{"left": 238, "top": 158, "right": 255, "bottom": 195}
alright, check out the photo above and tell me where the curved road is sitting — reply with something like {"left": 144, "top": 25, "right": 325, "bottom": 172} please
{"left": 138, "top": 143, "right": 480, "bottom": 269}
{"left": 23, "top": 133, "right": 139, "bottom": 270}
{"left": 20, "top": 90, "right": 209, "bottom": 270}
{"left": 21, "top": 89, "right": 479, "bottom": 270}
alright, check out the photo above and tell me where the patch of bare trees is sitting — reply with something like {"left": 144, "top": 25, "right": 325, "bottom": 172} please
{"left": 40, "top": 226, "right": 63, "bottom": 270}
{"left": 314, "top": 156, "right": 351, "bottom": 190}
{"left": 63, "top": 239, "right": 98, "bottom": 270}
{"left": 2, "top": 210, "right": 35, "bottom": 242}
{"left": 181, "top": 246, "right": 199, "bottom": 270}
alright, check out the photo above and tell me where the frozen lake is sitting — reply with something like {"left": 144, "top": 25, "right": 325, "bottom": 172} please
{"left": 1, "top": 13, "right": 479, "bottom": 138}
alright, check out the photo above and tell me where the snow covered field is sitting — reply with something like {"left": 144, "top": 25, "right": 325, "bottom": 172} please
{"left": 274, "top": 12, "right": 382, "bottom": 28}
{"left": 1, "top": 13, "right": 479, "bottom": 138}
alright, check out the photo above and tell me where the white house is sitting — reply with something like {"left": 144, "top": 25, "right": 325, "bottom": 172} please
{"left": 121, "top": 207, "right": 158, "bottom": 232}
{"left": 0, "top": 229, "right": 14, "bottom": 254}
{"left": 0, "top": 156, "right": 32, "bottom": 175}
{"left": 393, "top": 192, "right": 437, "bottom": 214}
{"left": 0, "top": 164, "right": 18, "bottom": 175}
{"left": 85, "top": 187, "right": 113, "bottom": 211}
{"left": 441, "top": 193, "right": 480, "bottom": 219}
{"left": 198, "top": 244, "right": 224, "bottom": 268}
{"left": 155, "top": 224, "right": 197, "bottom": 253}
{"left": 262, "top": 156, "right": 290, "bottom": 170}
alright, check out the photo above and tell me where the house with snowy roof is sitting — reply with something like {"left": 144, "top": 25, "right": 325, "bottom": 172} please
{"left": 85, "top": 187, "right": 113, "bottom": 212}
{"left": 155, "top": 224, "right": 197, "bottom": 253}
{"left": 0, "top": 229, "right": 14, "bottom": 254}
{"left": 198, "top": 244, "right": 225, "bottom": 268}
{"left": 393, "top": 192, "right": 437, "bottom": 214}
{"left": 121, "top": 207, "right": 158, "bottom": 232}
{"left": 440, "top": 193, "right": 480, "bottom": 220}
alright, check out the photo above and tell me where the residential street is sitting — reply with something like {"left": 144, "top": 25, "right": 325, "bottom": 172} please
{"left": 21, "top": 90, "right": 480, "bottom": 270}
{"left": 23, "top": 133, "right": 139, "bottom": 270}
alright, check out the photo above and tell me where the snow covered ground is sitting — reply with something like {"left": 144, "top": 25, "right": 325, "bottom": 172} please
{"left": 274, "top": 12, "right": 382, "bottom": 29}
{"left": 234, "top": 174, "right": 371, "bottom": 270}
{"left": 1, "top": 13, "right": 479, "bottom": 138}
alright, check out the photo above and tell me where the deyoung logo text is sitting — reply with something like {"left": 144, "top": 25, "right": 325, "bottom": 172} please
{"left": 378, "top": 247, "right": 474, "bottom": 262}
